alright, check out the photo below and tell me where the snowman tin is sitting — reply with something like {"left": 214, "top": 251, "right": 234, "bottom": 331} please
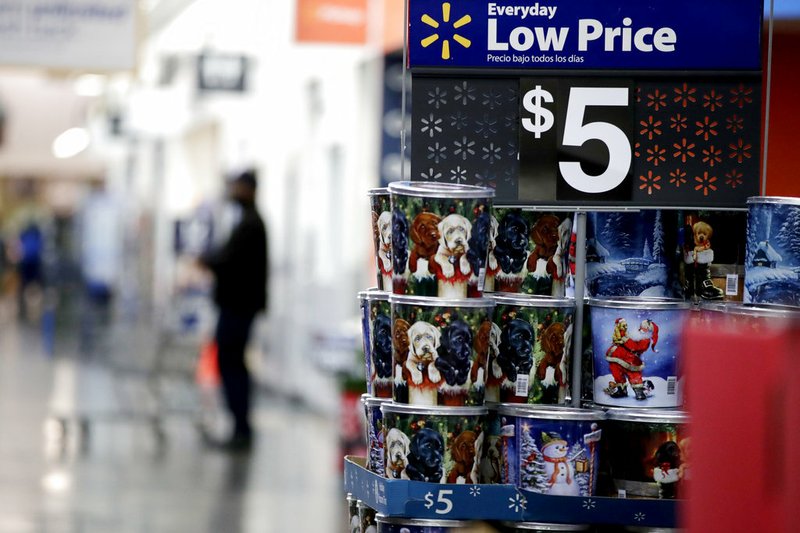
{"left": 501, "top": 522, "right": 590, "bottom": 531}
{"left": 391, "top": 295, "right": 494, "bottom": 406}
{"left": 495, "top": 404, "right": 605, "bottom": 496}
{"left": 370, "top": 187, "right": 393, "bottom": 292}
{"left": 589, "top": 298, "right": 691, "bottom": 408}
{"left": 489, "top": 294, "right": 575, "bottom": 405}
{"left": 376, "top": 516, "right": 470, "bottom": 532}
{"left": 389, "top": 181, "right": 494, "bottom": 299}
{"left": 745, "top": 196, "right": 800, "bottom": 307}
{"left": 604, "top": 408, "right": 689, "bottom": 499}
{"left": 358, "top": 500, "right": 378, "bottom": 533}
{"left": 361, "top": 395, "right": 390, "bottom": 477}
{"left": 381, "top": 403, "right": 486, "bottom": 484}
{"left": 360, "top": 289, "right": 393, "bottom": 398}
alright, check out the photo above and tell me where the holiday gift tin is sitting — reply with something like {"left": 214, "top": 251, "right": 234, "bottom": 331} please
{"left": 360, "top": 289, "right": 393, "bottom": 398}
{"left": 745, "top": 196, "right": 800, "bottom": 307}
{"left": 501, "top": 522, "right": 590, "bottom": 531}
{"left": 494, "top": 404, "right": 604, "bottom": 496}
{"left": 589, "top": 298, "right": 691, "bottom": 408}
{"left": 362, "top": 395, "right": 390, "bottom": 477}
{"left": 381, "top": 403, "right": 486, "bottom": 484}
{"left": 358, "top": 500, "right": 378, "bottom": 533}
{"left": 604, "top": 408, "right": 689, "bottom": 499}
{"left": 347, "top": 494, "right": 359, "bottom": 533}
{"left": 370, "top": 187, "right": 393, "bottom": 292}
{"left": 389, "top": 181, "right": 494, "bottom": 299}
{"left": 376, "top": 516, "right": 470, "bottom": 532}
{"left": 585, "top": 211, "right": 679, "bottom": 298}
{"left": 698, "top": 301, "right": 800, "bottom": 331}
{"left": 489, "top": 294, "right": 575, "bottom": 405}
{"left": 486, "top": 209, "right": 573, "bottom": 297}
{"left": 390, "top": 295, "right": 494, "bottom": 406}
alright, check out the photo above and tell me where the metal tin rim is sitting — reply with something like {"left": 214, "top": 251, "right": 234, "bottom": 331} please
{"left": 587, "top": 297, "right": 691, "bottom": 310}
{"left": 361, "top": 394, "right": 392, "bottom": 408}
{"left": 381, "top": 402, "right": 487, "bottom": 417}
{"left": 490, "top": 293, "right": 575, "bottom": 308}
{"left": 390, "top": 294, "right": 494, "bottom": 308}
{"left": 358, "top": 289, "right": 390, "bottom": 302}
{"left": 388, "top": 180, "right": 495, "bottom": 199}
{"left": 700, "top": 301, "right": 800, "bottom": 318}
{"left": 496, "top": 404, "right": 606, "bottom": 421}
{"left": 500, "top": 522, "right": 590, "bottom": 531}
{"left": 368, "top": 187, "right": 390, "bottom": 196}
{"left": 376, "top": 515, "right": 472, "bottom": 527}
{"left": 605, "top": 407, "right": 689, "bottom": 424}
{"left": 747, "top": 195, "right": 800, "bottom": 206}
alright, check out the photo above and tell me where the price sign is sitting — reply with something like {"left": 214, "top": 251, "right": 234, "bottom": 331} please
{"left": 424, "top": 489, "right": 455, "bottom": 515}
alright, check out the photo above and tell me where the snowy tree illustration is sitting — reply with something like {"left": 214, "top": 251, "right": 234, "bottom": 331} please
{"left": 643, "top": 238, "right": 652, "bottom": 261}
{"left": 652, "top": 211, "right": 665, "bottom": 264}
{"left": 776, "top": 208, "right": 800, "bottom": 262}
{"left": 600, "top": 213, "right": 633, "bottom": 258}
{"left": 746, "top": 212, "right": 760, "bottom": 266}
{"left": 519, "top": 425, "right": 549, "bottom": 492}
{"left": 569, "top": 441, "right": 590, "bottom": 496}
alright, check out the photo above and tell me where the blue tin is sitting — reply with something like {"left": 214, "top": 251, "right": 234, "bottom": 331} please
{"left": 362, "top": 395, "right": 390, "bottom": 477}
{"left": 377, "top": 516, "right": 470, "bottom": 532}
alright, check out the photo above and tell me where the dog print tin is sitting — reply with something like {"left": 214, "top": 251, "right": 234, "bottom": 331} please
{"left": 381, "top": 403, "right": 486, "bottom": 484}
{"left": 489, "top": 294, "right": 575, "bottom": 405}
{"left": 370, "top": 188, "right": 393, "bottom": 292}
{"left": 586, "top": 211, "right": 679, "bottom": 298}
{"left": 745, "top": 196, "right": 800, "bottom": 307}
{"left": 376, "top": 516, "right": 470, "bottom": 532}
{"left": 589, "top": 298, "right": 690, "bottom": 408}
{"left": 604, "top": 408, "right": 689, "bottom": 499}
{"left": 362, "top": 395, "right": 390, "bottom": 477}
{"left": 502, "top": 522, "right": 589, "bottom": 531}
{"left": 361, "top": 289, "right": 393, "bottom": 398}
{"left": 347, "top": 494, "right": 359, "bottom": 533}
{"left": 389, "top": 181, "right": 494, "bottom": 299}
{"left": 390, "top": 295, "right": 494, "bottom": 407}
{"left": 358, "top": 500, "right": 378, "bottom": 533}
{"left": 495, "top": 404, "right": 604, "bottom": 497}
{"left": 486, "top": 209, "right": 573, "bottom": 297}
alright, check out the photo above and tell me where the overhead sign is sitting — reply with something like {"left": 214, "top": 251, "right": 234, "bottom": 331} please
{"left": 295, "top": 0, "right": 368, "bottom": 45}
{"left": 407, "top": 0, "right": 763, "bottom": 70}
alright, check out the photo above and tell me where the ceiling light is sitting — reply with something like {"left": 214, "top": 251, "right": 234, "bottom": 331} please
{"left": 52, "top": 127, "right": 90, "bottom": 159}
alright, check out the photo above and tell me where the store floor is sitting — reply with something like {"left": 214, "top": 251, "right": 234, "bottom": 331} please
{"left": 0, "top": 320, "right": 344, "bottom": 533}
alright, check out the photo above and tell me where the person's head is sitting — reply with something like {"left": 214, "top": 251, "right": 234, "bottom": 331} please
{"left": 228, "top": 168, "right": 257, "bottom": 205}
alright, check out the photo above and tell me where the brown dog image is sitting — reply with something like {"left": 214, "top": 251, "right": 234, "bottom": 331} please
{"left": 393, "top": 318, "right": 411, "bottom": 384}
{"left": 409, "top": 212, "right": 442, "bottom": 275}
{"left": 692, "top": 221, "right": 713, "bottom": 256}
{"left": 527, "top": 214, "right": 562, "bottom": 276}
{"left": 447, "top": 429, "right": 483, "bottom": 484}
{"left": 536, "top": 321, "right": 567, "bottom": 387}
{"left": 470, "top": 320, "right": 493, "bottom": 387}
{"left": 684, "top": 219, "right": 724, "bottom": 300}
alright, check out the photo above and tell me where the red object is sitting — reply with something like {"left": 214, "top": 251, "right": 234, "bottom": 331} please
{"left": 195, "top": 340, "right": 220, "bottom": 387}
{"left": 295, "top": 0, "right": 368, "bottom": 44}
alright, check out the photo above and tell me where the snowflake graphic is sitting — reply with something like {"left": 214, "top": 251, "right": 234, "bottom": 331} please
{"left": 634, "top": 141, "right": 641, "bottom": 158}
{"left": 646, "top": 89, "right": 668, "bottom": 111}
{"left": 725, "top": 169, "right": 744, "bottom": 189}
{"left": 421, "top": 114, "right": 443, "bottom": 138}
{"left": 453, "top": 137, "right": 476, "bottom": 160}
{"left": 475, "top": 170, "right": 497, "bottom": 188}
{"left": 475, "top": 115, "right": 498, "bottom": 138}
{"left": 695, "top": 171, "right": 718, "bottom": 196}
{"left": 503, "top": 113, "right": 517, "bottom": 129}
{"left": 505, "top": 140, "right": 518, "bottom": 158}
{"left": 729, "top": 138, "right": 752, "bottom": 163}
{"left": 730, "top": 83, "right": 753, "bottom": 109}
{"left": 508, "top": 494, "right": 527, "bottom": 513}
{"left": 454, "top": 81, "right": 476, "bottom": 106}
{"left": 726, "top": 114, "right": 744, "bottom": 133}
{"left": 634, "top": 512, "right": 646, "bottom": 522}
{"left": 670, "top": 168, "right": 688, "bottom": 188}
{"left": 695, "top": 117, "right": 718, "bottom": 141}
{"left": 421, "top": 167, "right": 442, "bottom": 181}
{"left": 501, "top": 167, "right": 516, "bottom": 185}
{"left": 427, "top": 142, "right": 448, "bottom": 163}
{"left": 673, "top": 138, "right": 696, "bottom": 162}
{"left": 646, "top": 145, "right": 667, "bottom": 166}
{"left": 482, "top": 89, "right": 503, "bottom": 110}
{"left": 450, "top": 111, "right": 468, "bottom": 131}
{"left": 702, "top": 145, "right": 723, "bottom": 167}
{"left": 673, "top": 83, "right": 697, "bottom": 108}
{"left": 639, "top": 170, "right": 662, "bottom": 195}
{"left": 670, "top": 113, "right": 688, "bottom": 132}
{"left": 582, "top": 499, "right": 596, "bottom": 510}
{"left": 635, "top": 87, "right": 642, "bottom": 104}
{"left": 640, "top": 116, "right": 662, "bottom": 141}
{"left": 470, "top": 486, "right": 481, "bottom": 497}
{"left": 482, "top": 143, "right": 502, "bottom": 164}
{"left": 450, "top": 166, "right": 468, "bottom": 183}
{"left": 703, "top": 89, "right": 724, "bottom": 112}
{"left": 427, "top": 87, "right": 448, "bottom": 109}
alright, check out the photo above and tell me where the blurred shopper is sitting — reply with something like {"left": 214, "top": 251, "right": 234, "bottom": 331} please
{"left": 200, "top": 169, "right": 268, "bottom": 450}
{"left": 15, "top": 220, "right": 45, "bottom": 321}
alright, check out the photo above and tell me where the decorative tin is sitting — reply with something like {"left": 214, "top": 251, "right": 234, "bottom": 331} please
{"left": 604, "top": 408, "right": 689, "bottom": 499}
{"left": 489, "top": 294, "right": 575, "bottom": 405}
{"left": 359, "top": 290, "right": 374, "bottom": 395}
{"left": 495, "top": 405, "right": 605, "bottom": 496}
{"left": 502, "top": 522, "right": 590, "bottom": 531}
{"left": 359, "top": 500, "right": 378, "bottom": 533}
{"left": 362, "top": 395, "right": 390, "bottom": 477}
{"left": 360, "top": 290, "right": 393, "bottom": 398}
{"left": 376, "top": 516, "right": 470, "bottom": 532}
{"left": 589, "top": 298, "right": 691, "bottom": 408}
{"left": 381, "top": 403, "right": 486, "bottom": 484}
{"left": 370, "top": 188, "right": 393, "bottom": 292}
{"left": 479, "top": 405, "right": 503, "bottom": 484}
{"left": 486, "top": 209, "right": 573, "bottom": 297}
{"left": 699, "top": 301, "right": 800, "bottom": 331}
{"left": 586, "top": 211, "right": 679, "bottom": 298}
{"left": 391, "top": 295, "right": 494, "bottom": 406}
{"left": 347, "top": 494, "right": 359, "bottom": 533}
{"left": 389, "top": 181, "right": 494, "bottom": 299}
{"left": 745, "top": 196, "right": 800, "bottom": 306}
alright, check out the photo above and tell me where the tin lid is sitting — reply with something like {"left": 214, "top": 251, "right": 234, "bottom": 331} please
{"left": 491, "top": 293, "right": 575, "bottom": 309}
{"left": 501, "top": 522, "right": 590, "bottom": 531}
{"left": 358, "top": 288, "right": 390, "bottom": 302}
{"left": 587, "top": 297, "right": 691, "bottom": 311}
{"left": 605, "top": 407, "right": 689, "bottom": 424}
{"left": 388, "top": 181, "right": 495, "bottom": 199}
{"left": 389, "top": 294, "right": 494, "bottom": 309}
{"left": 361, "top": 394, "right": 392, "bottom": 408}
{"left": 376, "top": 515, "right": 472, "bottom": 527}
{"left": 701, "top": 301, "right": 800, "bottom": 318}
{"left": 747, "top": 195, "right": 800, "bottom": 206}
{"left": 496, "top": 404, "right": 606, "bottom": 421}
{"left": 368, "top": 187, "right": 390, "bottom": 196}
{"left": 381, "top": 402, "right": 487, "bottom": 417}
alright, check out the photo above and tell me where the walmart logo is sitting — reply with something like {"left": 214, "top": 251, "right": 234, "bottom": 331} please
{"left": 420, "top": 2, "right": 472, "bottom": 60}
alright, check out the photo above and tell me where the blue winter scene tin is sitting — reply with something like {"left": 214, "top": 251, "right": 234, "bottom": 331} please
{"left": 361, "top": 395, "right": 390, "bottom": 477}
{"left": 589, "top": 299, "right": 691, "bottom": 408}
{"left": 586, "top": 211, "right": 678, "bottom": 298}
{"left": 744, "top": 196, "right": 800, "bottom": 307}
{"left": 495, "top": 404, "right": 605, "bottom": 497}
{"left": 376, "top": 515, "right": 470, "bottom": 532}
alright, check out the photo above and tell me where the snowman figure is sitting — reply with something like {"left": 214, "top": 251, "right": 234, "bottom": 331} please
{"left": 541, "top": 431, "right": 581, "bottom": 496}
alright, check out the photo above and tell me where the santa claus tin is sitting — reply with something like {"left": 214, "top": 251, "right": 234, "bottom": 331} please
{"left": 390, "top": 295, "right": 494, "bottom": 407}
{"left": 604, "top": 408, "right": 689, "bottom": 499}
{"left": 362, "top": 395, "right": 390, "bottom": 477}
{"left": 389, "top": 181, "right": 494, "bottom": 299}
{"left": 486, "top": 209, "right": 573, "bottom": 297}
{"left": 376, "top": 516, "right": 470, "bottom": 532}
{"left": 489, "top": 294, "right": 575, "bottom": 405}
{"left": 494, "top": 404, "right": 604, "bottom": 496}
{"left": 370, "top": 187, "right": 393, "bottom": 292}
{"left": 502, "top": 523, "right": 589, "bottom": 531}
{"left": 589, "top": 298, "right": 691, "bottom": 408}
{"left": 360, "top": 289, "right": 393, "bottom": 398}
{"left": 358, "top": 500, "right": 378, "bottom": 533}
{"left": 381, "top": 403, "right": 486, "bottom": 484}
{"left": 745, "top": 196, "right": 800, "bottom": 307}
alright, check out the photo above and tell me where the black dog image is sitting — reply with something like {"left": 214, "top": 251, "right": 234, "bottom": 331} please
{"left": 653, "top": 441, "right": 682, "bottom": 499}
{"left": 494, "top": 212, "right": 529, "bottom": 274}
{"left": 497, "top": 319, "right": 534, "bottom": 381}
{"left": 466, "top": 211, "right": 491, "bottom": 276}
{"left": 435, "top": 319, "right": 473, "bottom": 386}
{"left": 392, "top": 208, "right": 409, "bottom": 275}
{"left": 404, "top": 428, "right": 445, "bottom": 483}
{"left": 372, "top": 314, "right": 393, "bottom": 379}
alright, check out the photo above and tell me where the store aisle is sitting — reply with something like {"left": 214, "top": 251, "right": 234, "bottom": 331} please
{"left": 0, "top": 323, "right": 344, "bottom": 533}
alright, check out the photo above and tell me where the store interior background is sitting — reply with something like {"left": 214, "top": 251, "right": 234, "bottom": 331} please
{"left": 0, "top": 1, "right": 798, "bottom": 532}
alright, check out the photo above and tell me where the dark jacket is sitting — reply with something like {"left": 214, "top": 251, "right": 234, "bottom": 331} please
{"left": 202, "top": 204, "right": 268, "bottom": 314}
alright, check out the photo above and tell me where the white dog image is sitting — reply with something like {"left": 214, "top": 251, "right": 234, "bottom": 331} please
{"left": 435, "top": 214, "right": 472, "bottom": 279}
{"left": 484, "top": 322, "right": 504, "bottom": 403}
{"left": 377, "top": 211, "right": 392, "bottom": 282}
{"left": 405, "top": 321, "right": 442, "bottom": 386}
{"left": 385, "top": 428, "right": 411, "bottom": 479}
{"left": 550, "top": 217, "right": 573, "bottom": 296}
{"left": 483, "top": 215, "right": 500, "bottom": 292}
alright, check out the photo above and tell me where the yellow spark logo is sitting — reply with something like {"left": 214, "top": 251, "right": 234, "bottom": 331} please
{"left": 420, "top": 2, "right": 472, "bottom": 60}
